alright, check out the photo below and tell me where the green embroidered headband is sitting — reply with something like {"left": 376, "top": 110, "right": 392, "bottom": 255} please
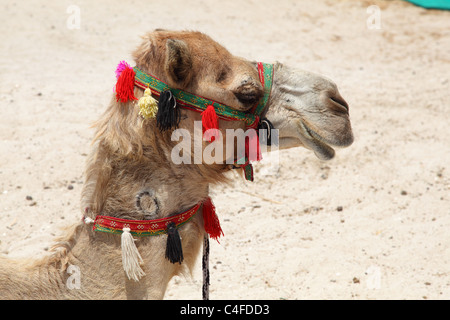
{"left": 115, "top": 61, "right": 273, "bottom": 127}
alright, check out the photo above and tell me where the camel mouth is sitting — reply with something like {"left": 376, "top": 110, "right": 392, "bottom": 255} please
{"left": 297, "top": 121, "right": 336, "bottom": 160}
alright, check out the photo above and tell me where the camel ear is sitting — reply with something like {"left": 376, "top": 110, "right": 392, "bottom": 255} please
{"left": 164, "top": 39, "right": 193, "bottom": 87}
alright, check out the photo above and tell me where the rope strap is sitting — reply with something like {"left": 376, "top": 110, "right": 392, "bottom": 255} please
{"left": 202, "top": 235, "right": 210, "bottom": 300}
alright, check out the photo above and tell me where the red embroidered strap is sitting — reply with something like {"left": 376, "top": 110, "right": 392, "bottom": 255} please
{"left": 92, "top": 202, "right": 201, "bottom": 237}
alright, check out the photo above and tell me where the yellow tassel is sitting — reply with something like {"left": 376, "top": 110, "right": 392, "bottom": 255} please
{"left": 138, "top": 87, "right": 158, "bottom": 119}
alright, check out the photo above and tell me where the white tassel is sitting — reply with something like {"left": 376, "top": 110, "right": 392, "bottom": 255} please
{"left": 121, "top": 227, "right": 145, "bottom": 281}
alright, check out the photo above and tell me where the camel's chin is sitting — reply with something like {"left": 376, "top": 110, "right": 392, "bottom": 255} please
{"left": 310, "top": 138, "right": 336, "bottom": 160}
{"left": 276, "top": 135, "right": 335, "bottom": 160}
{"left": 297, "top": 122, "right": 336, "bottom": 161}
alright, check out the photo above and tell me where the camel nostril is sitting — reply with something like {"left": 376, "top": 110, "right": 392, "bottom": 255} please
{"left": 329, "top": 95, "right": 349, "bottom": 114}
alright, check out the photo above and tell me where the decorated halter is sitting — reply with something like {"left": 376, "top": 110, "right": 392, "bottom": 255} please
{"left": 114, "top": 60, "right": 274, "bottom": 181}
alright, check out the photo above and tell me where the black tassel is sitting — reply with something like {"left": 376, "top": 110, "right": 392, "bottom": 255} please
{"left": 165, "top": 222, "right": 183, "bottom": 264}
{"left": 157, "top": 90, "right": 181, "bottom": 131}
{"left": 258, "top": 118, "right": 274, "bottom": 146}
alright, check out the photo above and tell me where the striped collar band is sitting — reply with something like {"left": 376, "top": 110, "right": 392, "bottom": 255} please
{"left": 83, "top": 197, "right": 222, "bottom": 241}
{"left": 87, "top": 202, "right": 201, "bottom": 237}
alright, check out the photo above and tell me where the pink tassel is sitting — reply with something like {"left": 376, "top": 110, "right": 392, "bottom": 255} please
{"left": 115, "top": 60, "right": 132, "bottom": 79}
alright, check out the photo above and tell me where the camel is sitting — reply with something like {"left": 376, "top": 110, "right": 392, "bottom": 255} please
{"left": 0, "top": 30, "right": 353, "bottom": 299}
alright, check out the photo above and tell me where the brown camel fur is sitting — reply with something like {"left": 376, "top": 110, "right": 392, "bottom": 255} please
{"left": 0, "top": 30, "right": 353, "bottom": 299}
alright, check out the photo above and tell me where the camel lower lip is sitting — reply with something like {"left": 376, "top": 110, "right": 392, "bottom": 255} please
{"left": 298, "top": 122, "right": 336, "bottom": 160}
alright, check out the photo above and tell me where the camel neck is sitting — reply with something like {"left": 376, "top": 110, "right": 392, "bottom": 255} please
{"left": 81, "top": 139, "right": 217, "bottom": 221}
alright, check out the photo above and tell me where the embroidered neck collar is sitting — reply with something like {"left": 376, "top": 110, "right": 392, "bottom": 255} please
{"left": 84, "top": 197, "right": 221, "bottom": 293}
{"left": 91, "top": 202, "right": 200, "bottom": 237}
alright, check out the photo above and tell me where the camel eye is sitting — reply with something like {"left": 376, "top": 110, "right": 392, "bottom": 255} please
{"left": 217, "top": 68, "right": 229, "bottom": 83}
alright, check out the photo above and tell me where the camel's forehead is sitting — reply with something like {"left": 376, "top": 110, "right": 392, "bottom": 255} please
{"left": 152, "top": 30, "right": 232, "bottom": 58}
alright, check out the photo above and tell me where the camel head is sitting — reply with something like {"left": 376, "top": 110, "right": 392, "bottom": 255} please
{"left": 132, "top": 30, "right": 353, "bottom": 163}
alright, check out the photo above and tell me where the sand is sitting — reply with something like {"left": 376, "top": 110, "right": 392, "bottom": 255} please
{"left": 0, "top": 0, "right": 449, "bottom": 300}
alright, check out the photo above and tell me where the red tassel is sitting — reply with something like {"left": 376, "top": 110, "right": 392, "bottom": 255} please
{"left": 202, "top": 197, "right": 223, "bottom": 242}
{"left": 245, "top": 129, "right": 262, "bottom": 162}
{"left": 202, "top": 105, "right": 220, "bottom": 142}
{"left": 115, "top": 67, "right": 138, "bottom": 103}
